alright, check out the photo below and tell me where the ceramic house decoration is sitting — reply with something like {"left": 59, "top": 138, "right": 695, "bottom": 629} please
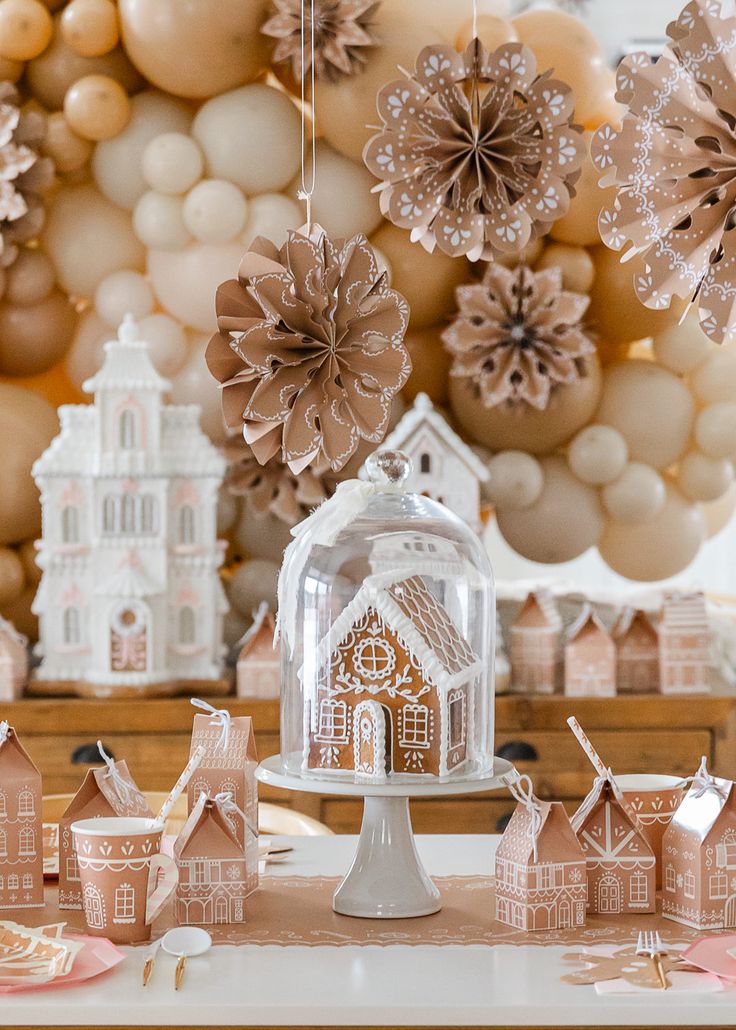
{"left": 30, "top": 315, "right": 228, "bottom": 698}
{"left": 59, "top": 746, "right": 153, "bottom": 909}
{"left": 0, "top": 721, "right": 43, "bottom": 909}
{"left": 572, "top": 775, "right": 656, "bottom": 915}
{"left": 662, "top": 757, "right": 736, "bottom": 930}
{"left": 236, "top": 602, "right": 279, "bottom": 700}
{"left": 564, "top": 605, "right": 616, "bottom": 698}
{"left": 187, "top": 701, "right": 258, "bottom": 894}
{"left": 174, "top": 791, "right": 250, "bottom": 925}
{"left": 613, "top": 607, "right": 659, "bottom": 694}
{"left": 0, "top": 618, "right": 28, "bottom": 701}
{"left": 360, "top": 393, "right": 489, "bottom": 532}
{"left": 510, "top": 590, "right": 562, "bottom": 695}
{"left": 658, "top": 591, "right": 710, "bottom": 694}
{"left": 495, "top": 775, "right": 587, "bottom": 931}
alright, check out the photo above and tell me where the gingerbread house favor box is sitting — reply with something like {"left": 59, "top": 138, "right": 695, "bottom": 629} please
{"left": 0, "top": 618, "right": 28, "bottom": 702}
{"left": 175, "top": 792, "right": 251, "bottom": 926}
{"left": 613, "top": 608, "right": 659, "bottom": 694}
{"left": 662, "top": 758, "right": 736, "bottom": 930}
{"left": 495, "top": 784, "right": 587, "bottom": 932}
{"left": 572, "top": 776, "right": 656, "bottom": 915}
{"left": 658, "top": 591, "right": 710, "bottom": 695}
{"left": 0, "top": 722, "right": 43, "bottom": 909}
{"left": 564, "top": 605, "right": 616, "bottom": 698}
{"left": 236, "top": 603, "right": 279, "bottom": 700}
{"left": 59, "top": 757, "right": 153, "bottom": 909}
{"left": 510, "top": 590, "right": 562, "bottom": 695}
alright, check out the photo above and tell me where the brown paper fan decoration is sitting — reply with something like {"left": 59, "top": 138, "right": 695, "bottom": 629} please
{"left": 262, "top": 0, "right": 380, "bottom": 84}
{"left": 442, "top": 262, "right": 595, "bottom": 410}
{"left": 363, "top": 38, "right": 584, "bottom": 261}
{"left": 207, "top": 225, "right": 411, "bottom": 475}
{"left": 591, "top": 0, "right": 736, "bottom": 344}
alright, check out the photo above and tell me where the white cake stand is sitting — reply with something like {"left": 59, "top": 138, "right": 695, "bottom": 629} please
{"left": 256, "top": 754, "right": 514, "bottom": 919}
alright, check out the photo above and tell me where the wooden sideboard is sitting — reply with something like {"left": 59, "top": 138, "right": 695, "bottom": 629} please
{"left": 5, "top": 688, "right": 736, "bottom": 834}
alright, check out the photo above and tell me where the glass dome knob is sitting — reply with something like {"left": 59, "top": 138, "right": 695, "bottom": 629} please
{"left": 364, "top": 449, "right": 412, "bottom": 489}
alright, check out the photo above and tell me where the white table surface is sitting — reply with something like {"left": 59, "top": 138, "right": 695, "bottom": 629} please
{"left": 3, "top": 834, "right": 735, "bottom": 1028}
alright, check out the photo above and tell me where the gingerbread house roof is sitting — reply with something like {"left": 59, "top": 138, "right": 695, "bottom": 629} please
{"left": 669, "top": 762, "right": 734, "bottom": 843}
{"left": 175, "top": 793, "right": 244, "bottom": 862}
{"left": 237, "top": 603, "right": 277, "bottom": 662}
{"left": 571, "top": 776, "right": 650, "bottom": 850}
{"left": 0, "top": 723, "right": 38, "bottom": 777}
{"left": 566, "top": 604, "right": 610, "bottom": 644}
{"left": 318, "top": 573, "right": 481, "bottom": 691}
{"left": 513, "top": 590, "right": 562, "bottom": 631}
{"left": 612, "top": 607, "right": 658, "bottom": 641}
{"left": 659, "top": 591, "right": 709, "bottom": 630}
{"left": 496, "top": 800, "right": 583, "bottom": 866}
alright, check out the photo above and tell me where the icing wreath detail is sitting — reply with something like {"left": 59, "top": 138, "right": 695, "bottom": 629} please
{"left": 591, "top": 0, "right": 736, "bottom": 343}
{"left": 207, "top": 225, "right": 411, "bottom": 474}
{"left": 442, "top": 263, "right": 595, "bottom": 410}
{"left": 363, "top": 38, "right": 585, "bottom": 260}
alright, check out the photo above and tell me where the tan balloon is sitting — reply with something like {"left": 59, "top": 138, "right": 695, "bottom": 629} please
{"left": 652, "top": 312, "right": 714, "bottom": 374}
{"left": 43, "top": 111, "right": 92, "bottom": 173}
{"left": 371, "top": 222, "right": 469, "bottom": 330}
{"left": 234, "top": 510, "right": 292, "bottom": 565}
{"left": 702, "top": 483, "right": 736, "bottom": 539}
{"left": 240, "top": 193, "right": 303, "bottom": 250}
{"left": 449, "top": 354, "right": 602, "bottom": 454}
{"left": 601, "top": 462, "right": 665, "bottom": 524}
{"left": 4, "top": 248, "right": 55, "bottom": 305}
{"left": 228, "top": 557, "right": 279, "bottom": 615}
{"left": 486, "top": 450, "right": 543, "bottom": 511}
{"left": 402, "top": 325, "right": 452, "bottom": 405}
{"left": 456, "top": 14, "right": 517, "bottom": 51}
{"left": 0, "top": 585, "right": 38, "bottom": 639}
{"left": 63, "top": 73, "right": 130, "bottom": 140}
{"left": 18, "top": 538, "right": 41, "bottom": 587}
{"left": 568, "top": 423, "right": 627, "bottom": 485}
{"left": 43, "top": 183, "right": 145, "bottom": 297}
{"left": 0, "top": 55, "right": 24, "bottom": 81}
{"left": 60, "top": 0, "right": 118, "bottom": 57}
{"left": 536, "top": 242, "right": 595, "bottom": 293}
{"left": 496, "top": 455, "right": 604, "bottom": 563}
{"left": 694, "top": 402, "right": 736, "bottom": 459}
{"left": 223, "top": 609, "right": 247, "bottom": 650}
{"left": 595, "top": 360, "right": 694, "bottom": 469}
{"left": 169, "top": 333, "right": 227, "bottom": 443}
{"left": 390, "top": 0, "right": 508, "bottom": 39}
{"left": 599, "top": 484, "right": 706, "bottom": 581}
{"left": 137, "top": 312, "right": 188, "bottom": 377}
{"left": 0, "top": 0, "right": 52, "bottom": 60}
{"left": 65, "top": 308, "right": 110, "bottom": 388}
{"left": 0, "top": 291, "right": 76, "bottom": 375}
{"left": 147, "top": 241, "right": 243, "bottom": 333}
{"left": 216, "top": 488, "right": 239, "bottom": 535}
{"left": 0, "top": 547, "right": 25, "bottom": 605}
{"left": 494, "top": 236, "right": 544, "bottom": 269}
{"left": 678, "top": 451, "right": 734, "bottom": 502}
{"left": 692, "top": 349, "right": 736, "bottom": 405}
{"left": 550, "top": 134, "right": 616, "bottom": 248}
{"left": 118, "top": 0, "right": 270, "bottom": 99}
{"left": 0, "top": 384, "right": 58, "bottom": 545}
{"left": 287, "top": 140, "right": 382, "bottom": 239}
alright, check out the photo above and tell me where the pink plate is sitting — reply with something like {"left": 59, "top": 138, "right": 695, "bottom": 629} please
{"left": 683, "top": 935, "right": 736, "bottom": 980}
{"left": 0, "top": 933, "right": 125, "bottom": 993}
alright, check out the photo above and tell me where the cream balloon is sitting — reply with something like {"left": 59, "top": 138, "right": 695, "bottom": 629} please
{"left": 60, "top": 0, "right": 118, "bottom": 57}
{"left": 692, "top": 349, "right": 736, "bottom": 405}
{"left": 148, "top": 241, "right": 244, "bottom": 333}
{"left": 595, "top": 360, "right": 694, "bottom": 469}
{"left": 652, "top": 312, "right": 714, "bottom": 375}
{"left": 287, "top": 140, "right": 382, "bottom": 239}
{"left": 182, "top": 179, "right": 247, "bottom": 244}
{"left": 496, "top": 456, "right": 604, "bottom": 562}
{"left": 169, "top": 333, "right": 227, "bottom": 443}
{"left": 0, "top": 548, "right": 25, "bottom": 606}
{"left": 234, "top": 509, "right": 292, "bottom": 564}
{"left": 65, "top": 308, "right": 110, "bottom": 388}
{"left": 678, "top": 451, "right": 734, "bottom": 502}
{"left": 535, "top": 243, "right": 595, "bottom": 294}
{"left": 599, "top": 484, "right": 706, "bottom": 581}
{"left": 702, "top": 483, "right": 736, "bottom": 539}
{"left": 227, "top": 558, "right": 279, "bottom": 616}
{"left": 486, "top": 451, "right": 544, "bottom": 511}
{"left": 192, "top": 84, "right": 302, "bottom": 195}
{"left": 568, "top": 424, "right": 628, "bottom": 485}
{"left": 94, "top": 269, "right": 153, "bottom": 326}
{"left": 4, "top": 248, "right": 56, "bottom": 305}
{"left": 92, "top": 90, "right": 192, "bottom": 210}
{"left": 141, "top": 132, "right": 203, "bottom": 195}
{"left": 0, "top": 384, "right": 59, "bottom": 545}
{"left": 133, "top": 191, "right": 191, "bottom": 251}
{"left": 601, "top": 462, "right": 665, "bottom": 524}
{"left": 0, "top": 291, "right": 77, "bottom": 376}
{"left": 136, "top": 312, "right": 188, "bottom": 377}
{"left": 694, "top": 402, "right": 736, "bottom": 459}
{"left": 43, "top": 183, "right": 145, "bottom": 298}
{"left": 240, "top": 193, "right": 303, "bottom": 250}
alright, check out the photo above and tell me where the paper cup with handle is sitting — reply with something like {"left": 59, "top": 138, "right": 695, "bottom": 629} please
{"left": 71, "top": 816, "right": 178, "bottom": 945}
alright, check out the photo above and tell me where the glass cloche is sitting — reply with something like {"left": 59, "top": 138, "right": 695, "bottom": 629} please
{"left": 278, "top": 450, "right": 495, "bottom": 783}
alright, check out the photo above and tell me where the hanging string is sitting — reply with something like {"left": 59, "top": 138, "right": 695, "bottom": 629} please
{"left": 503, "top": 772, "right": 543, "bottom": 862}
{"left": 297, "top": 0, "right": 317, "bottom": 233}
{"left": 191, "top": 697, "right": 231, "bottom": 752}
{"left": 215, "top": 790, "right": 259, "bottom": 841}
{"left": 96, "top": 740, "right": 136, "bottom": 808}
{"left": 472, "top": 0, "right": 478, "bottom": 40}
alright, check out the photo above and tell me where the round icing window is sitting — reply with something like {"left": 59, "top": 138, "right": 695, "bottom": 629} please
{"left": 353, "top": 637, "right": 396, "bottom": 681}
{"left": 111, "top": 603, "right": 145, "bottom": 636}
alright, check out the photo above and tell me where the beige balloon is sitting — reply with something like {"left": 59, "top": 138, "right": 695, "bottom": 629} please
{"left": 141, "top": 132, "right": 203, "bottom": 195}
{"left": 18, "top": 538, "right": 41, "bottom": 587}
{"left": 702, "top": 482, "right": 736, "bottom": 539}
{"left": 0, "top": 585, "right": 38, "bottom": 640}
{"left": 0, "top": 548, "right": 25, "bottom": 606}
{"left": 65, "top": 308, "right": 110, "bottom": 388}
{"left": 287, "top": 140, "right": 382, "bottom": 239}
{"left": 694, "top": 402, "right": 736, "bottom": 459}
{"left": 692, "top": 349, "right": 736, "bottom": 405}
{"left": 0, "top": 0, "right": 53, "bottom": 61}
{"left": 223, "top": 609, "right": 248, "bottom": 650}
{"left": 4, "top": 248, "right": 56, "bottom": 306}
{"left": 147, "top": 241, "right": 244, "bottom": 333}
{"left": 496, "top": 455, "right": 604, "bottom": 562}
{"left": 678, "top": 451, "right": 734, "bottom": 503}
{"left": 42, "top": 111, "right": 93, "bottom": 173}
{"left": 402, "top": 325, "right": 453, "bottom": 405}
{"left": 133, "top": 191, "right": 191, "bottom": 250}
{"left": 449, "top": 355, "right": 602, "bottom": 454}
{"left": 535, "top": 242, "right": 595, "bottom": 294}
{"left": 0, "top": 55, "right": 24, "bottom": 82}
{"left": 136, "top": 312, "right": 188, "bottom": 377}
{"left": 234, "top": 510, "right": 292, "bottom": 565}
{"left": 227, "top": 557, "right": 279, "bottom": 615}
{"left": 240, "top": 192, "right": 303, "bottom": 250}
{"left": 119, "top": 0, "right": 270, "bottom": 99}
{"left": 486, "top": 450, "right": 544, "bottom": 511}
{"left": 456, "top": 14, "right": 517, "bottom": 51}
{"left": 601, "top": 462, "right": 665, "bottom": 524}
{"left": 599, "top": 484, "right": 706, "bottom": 581}
{"left": 182, "top": 179, "right": 247, "bottom": 244}
{"left": 652, "top": 312, "right": 714, "bottom": 375}
{"left": 0, "top": 291, "right": 77, "bottom": 375}
{"left": 595, "top": 360, "right": 694, "bottom": 469}
{"left": 0, "top": 384, "right": 59, "bottom": 545}
{"left": 60, "top": 0, "right": 118, "bottom": 57}
{"left": 391, "top": 0, "right": 508, "bottom": 38}
{"left": 63, "top": 73, "right": 131, "bottom": 141}
{"left": 568, "top": 423, "right": 628, "bottom": 485}
{"left": 94, "top": 268, "right": 153, "bottom": 326}
{"left": 216, "top": 488, "right": 239, "bottom": 535}
{"left": 169, "top": 333, "right": 227, "bottom": 443}
{"left": 550, "top": 137, "right": 616, "bottom": 248}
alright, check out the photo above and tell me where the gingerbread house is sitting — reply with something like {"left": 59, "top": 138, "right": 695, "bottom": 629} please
{"left": 0, "top": 722, "right": 43, "bottom": 910}
{"left": 613, "top": 608, "right": 659, "bottom": 694}
{"left": 495, "top": 792, "right": 587, "bottom": 931}
{"left": 658, "top": 592, "right": 710, "bottom": 694}
{"left": 662, "top": 758, "right": 736, "bottom": 930}
{"left": 564, "top": 605, "right": 616, "bottom": 698}
{"left": 175, "top": 792, "right": 250, "bottom": 926}
{"left": 236, "top": 602, "right": 279, "bottom": 700}
{"left": 572, "top": 776, "right": 656, "bottom": 915}
{"left": 0, "top": 617, "right": 28, "bottom": 701}
{"left": 304, "top": 574, "right": 481, "bottom": 780}
{"left": 510, "top": 590, "right": 562, "bottom": 695}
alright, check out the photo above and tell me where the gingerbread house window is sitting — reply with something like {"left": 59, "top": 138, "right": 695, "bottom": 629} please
{"left": 353, "top": 637, "right": 396, "bottom": 680}
{"left": 0, "top": 791, "right": 5, "bottom": 818}
{"left": 63, "top": 606, "right": 81, "bottom": 645}
{"left": 179, "top": 606, "right": 196, "bottom": 645}
{"left": 114, "top": 884, "right": 135, "bottom": 922}
{"left": 18, "top": 789, "right": 34, "bottom": 817}
{"left": 141, "top": 495, "right": 157, "bottom": 533}
{"left": 61, "top": 505, "right": 79, "bottom": 543}
{"left": 22, "top": 873, "right": 32, "bottom": 889}
{"left": 630, "top": 873, "right": 648, "bottom": 904}
{"left": 66, "top": 854, "right": 79, "bottom": 881}
{"left": 19, "top": 826, "right": 35, "bottom": 856}
{"left": 400, "top": 704, "right": 429, "bottom": 748}
{"left": 0, "top": 876, "right": 3, "bottom": 888}
{"left": 448, "top": 690, "right": 466, "bottom": 748}
{"left": 191, "top": 778, "right": 209, "bottom": 805}
{"left": 0, "top": 828, "right": 6, "bottom": 858}
{"left": 179, "top": 505, "right": 196, "bottom": 544}
{"left": 316, "top": 699, "right": 349, "bottom": 743}
{"left": 121, "top": 494, "right": 136, "bottom": 533}
{"left": 538, "top": 865, "right": 554, "bottom": 890}
{"left": 103, "top": 494, "right": 117, "bottom": 533}
{"left": 684, "top": 870, "right": 696, "bottom": 899}
{"left": 665, "top": 864, "right": 676, "bottom": 892}
{"left": 419, "top": 453, "right": 431, "bottom": 473}
{"left": 716, "top": 842, "right": 736, "bottom": 868}
{"left": 8, "top": 873, "right": 18, "bottom": 890}
{"left": 191, "top": 860, "right": 209, "bottom": 886}
{"left": 710, "top": 872, "right": 729, "bottom": 900}
{"left": 119, "top": 409, "right": 136, "bottom": 449}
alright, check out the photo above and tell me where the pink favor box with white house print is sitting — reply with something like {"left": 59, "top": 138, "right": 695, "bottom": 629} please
{"left": 564, "top": 605, "right": 615, "bottom": 698}
{"left": 509, "top": 590, "right": 562, "bottom": 695}
{"left": 236, "top": 603, "right": 279, "bottom": 700}
{"left": 0, "top": 722, "right": 43, "bottom": 909}
{"left": 658, "top": 591, "right": 710, "bottom": 695}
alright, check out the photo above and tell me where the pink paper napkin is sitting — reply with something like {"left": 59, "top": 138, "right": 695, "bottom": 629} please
{"left": 683, "top": 935, "right": 736, "bottom": 981}
{"left": 0, "top": 933, "right": 125, "bottom": 993}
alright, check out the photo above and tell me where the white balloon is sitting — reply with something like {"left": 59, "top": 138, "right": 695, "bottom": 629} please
{"left": 94, "top": 269, "right": 154, "bottom": 327}
{"left": 182, "top": 179, "right": 247, "bottom": 244}
{"left": 142, "top": 132, "right": 204, "bottom": 195}
{"left": 133, "top": 191, "right": 191, "bottom": 250}
{"left": 601, "top": 462, "right": 666, "bottom": 524}
{"left": 652, "top": 312, "right": 714, "bottom": 374}
{"left": 65, "top": 309, "right": 111, "bottom": 388}
{"left": 240, "top": 192, "right": 303, "bottom": 249}
{"left": 694, "top": 402, "right": 736, "bottom": 459}
{"left": 692, "top": 349, "right": 736, "bottom": 405}
{"left": 137, "top": 312, "right": 188, "bottom": 377}
{"left": 568, "top": 424, "right": 628, "bottom": 485}
{"left": 287, "top": 139, "right": 383, "bottom": 239}
{"left": 148, "top": 241, "right": 244, "bottom": 332}
{"left": 192, "top": 84, "right": 301, "bottom": 195}
{"left": 227, "top": 557, "right": 279, "bottom": 617}
{"left": 169, "top": 332, "right": 227, "bottom": 443}
{"left": 486, "top": 450, "right": 543, "bottom": 510}
{"left": 678, "top": 451, "right": 734, "bottom": 502}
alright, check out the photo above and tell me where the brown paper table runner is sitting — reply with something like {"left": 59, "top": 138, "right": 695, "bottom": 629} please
{"left": 14, "top": 877, "right": 733, "bottom": 949}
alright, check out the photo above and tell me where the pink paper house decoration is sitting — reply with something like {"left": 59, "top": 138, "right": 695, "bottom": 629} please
{"left": 510, "top": 590, "right": 562, "bottom": 695}
{"left": 613, "top": 607, "right": 659, "bottom": 694}
{"left": 0, "top": 618, "right": 28, "bottom": 701}
{"left": 0, "top": 722, "right": 43, "bottom": 909}
{"left": 236, "top": 603, "right": 279, "bottom": 700}
{"left": 495, "top": 792, "right": 587, "bottom": 931}
{"left": 662, "top": 757, "right": 736, "bottom": 929}
{"left": 658, "top": 591, "right": 710, "bottom": 694}
{"left": 572, "top": 776, "right": 656, "bottom": 915}
{"left": 564, "top": 605, "right": 616, "bottom": 698}
{"left": 175, "top": 792, "right": 250, "bottom": 926}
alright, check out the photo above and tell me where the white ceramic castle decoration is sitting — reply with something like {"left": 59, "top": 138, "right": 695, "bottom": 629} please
{"left": 658, "top": 591, "right": 710, "bottom": 695}
{"left": 31, "top": 315, "right": 228, "bottom": 697}
{"left": 0, "top": 617, "right": 28, "bottom": 701}
{"left": 360, "top": 393, "right": 489, "bottom": 532}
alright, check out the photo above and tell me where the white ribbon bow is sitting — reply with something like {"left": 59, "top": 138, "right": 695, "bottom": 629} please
{"left": 191, "top": 698, "right": 231, "bottom": 753}
{"left": 0, "top": 720, "right": 9, "bottom": 746}
{"left": 690, "top": 755, "right": 730, "bottom": 801}
{"left": 503, "top": 772, "right": 543, "bottom": 863}
{"left": 96, "top": 740, "right": 135, "bottom": 808}
{"left": 214, "top": 790, "right": 258, "bottom": 841}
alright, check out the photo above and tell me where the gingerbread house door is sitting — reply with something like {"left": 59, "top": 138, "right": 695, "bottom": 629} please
{"left": 110, "top": 602, "right": 148, "bottom": 673}
{"left": 725, "top": 895, "right": 736, "bottom": 929}
{"left": 353, "top": 700, "right": 388, "bottom": 780}
{"left": 597, "top": 875, "right": 621, "bottom": 914}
